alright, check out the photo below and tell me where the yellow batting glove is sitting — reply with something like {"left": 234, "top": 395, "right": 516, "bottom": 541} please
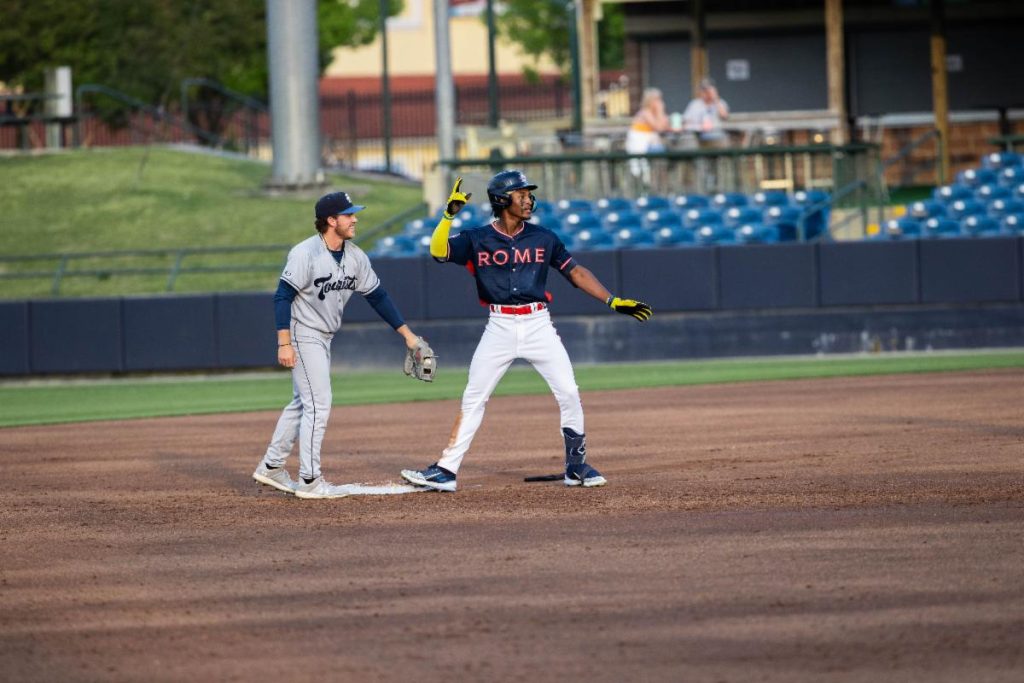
{"left": 444, "top": 176, "right": 472, "bottom": 219}
{"left": 607, "top": 296, "right": 653, "bottom": 322}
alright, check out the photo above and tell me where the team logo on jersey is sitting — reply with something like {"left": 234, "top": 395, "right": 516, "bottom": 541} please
{"left": 477, "top": 246, "right": 546, "bottom": 268}
{"left": 314, "top": 273, "right": 357, "bottom": 300}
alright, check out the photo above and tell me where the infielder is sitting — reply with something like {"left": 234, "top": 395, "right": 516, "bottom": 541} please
{"left": 253, "top": 191, "right": 432, "bottom": 499}
{"left": 401, "top": 171, "right": 652, "bottom": 492}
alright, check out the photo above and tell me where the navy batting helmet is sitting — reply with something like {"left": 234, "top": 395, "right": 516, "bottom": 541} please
{"left": 487, "top": 170, "right": 538, "bottom": 216}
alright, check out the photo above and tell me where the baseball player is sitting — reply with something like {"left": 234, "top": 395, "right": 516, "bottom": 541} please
{"left": 252, "top": 191, "right": 429, "bottom": 499}
{"left": 400, "top": 171, "right": 652, "bottom": 492}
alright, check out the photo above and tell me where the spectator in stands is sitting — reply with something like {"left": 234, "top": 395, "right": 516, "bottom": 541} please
{"left": 626, "top": 88, "right": 673, "bottom": 187}
{"left": 683, "top": 78, "right": 731, "bottom": 191}
{"left": 682, "top": 78, "right": 730, "bottom": 146}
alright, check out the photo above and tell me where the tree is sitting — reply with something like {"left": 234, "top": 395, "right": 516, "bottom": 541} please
{"left": 0, "top": 0, "right": 401, "bottom": 143}
{"left": 490, "top": 0, "right": 625, "bottom": 82}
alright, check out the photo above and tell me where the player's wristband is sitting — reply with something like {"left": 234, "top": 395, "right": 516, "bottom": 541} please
{"left": 278, "top": 343, "right": 291, "bottom": 347}
{"left": 605, "top": 296, "right": 615, "bottom": 307}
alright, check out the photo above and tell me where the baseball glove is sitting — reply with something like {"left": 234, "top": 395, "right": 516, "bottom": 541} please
{"left": 607, "top": 296, "right": 653, "bottom": 321}
{"left": 404, "top": 337, "right": 437, "bottom": 382}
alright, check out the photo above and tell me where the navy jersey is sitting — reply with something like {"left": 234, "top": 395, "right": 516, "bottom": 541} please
{"left": 445, "top": 222, "right": 577, "bottom": 305}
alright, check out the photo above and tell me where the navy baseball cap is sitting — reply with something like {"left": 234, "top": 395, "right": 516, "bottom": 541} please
{"left": 315, "top": 192, "right": 365, "bottom": 219}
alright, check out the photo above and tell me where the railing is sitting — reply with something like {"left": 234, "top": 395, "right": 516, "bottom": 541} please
{"left": 989, "top": 134, "right": 1024, "bottom": 152}
{"left": 179, "top": 78, "right": 269, "bottom": 156}
{"left": 440, "top": 143, "right": 880, "bottom": 202}
{"left": 74, "top": 84, "right": 224, "bottom": 148}
{"left": 0, "top": 203, "right": 428, "bottom": 296}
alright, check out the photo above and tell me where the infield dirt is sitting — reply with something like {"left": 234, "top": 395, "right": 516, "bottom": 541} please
{"left": 1, "top": 370, "right": 1022, "bottom": 682}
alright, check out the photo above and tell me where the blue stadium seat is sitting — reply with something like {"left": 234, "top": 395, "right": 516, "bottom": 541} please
{"left": 683, "top": 207, "right": 724, "bottom": 229}
{"left": 573, "top": 228, "right": 614, "bottom": 250}
{"left": 672, "top": 194, "right": 710, "bottom": 211}
{"left": 793, "top": 189, "right": 829, "bottom": 207}
{"left": 932, "top": 183, "right": 973, "bottom": 203}
{"left": 634, "top": 195, "right": 671, "bottom": 211}
{"left": 975, "top": 184, "right": 1011, "bottom": 203}
{"left": 1015, "top": 183, "right": 1024, "bottom": 201}
{"left": 997, "top": 166, "right": 1024, "bottom": 187}
{"left": 763, "top": 205, "right": 801, "bottom": 223}
{"left": 413, "top": 234, "right": 435, "bottom": 254}
{"left": 652, "top": 226, "right": 695, "bottom": 246}
{"left": 612, "top": 227, "right": 655, "bottom": 249}
{"left": 907, "top": 199, "right": 946, "bottom": 220}
{"left": 694, "top": 223, "right": 733, "bottom": 245}
{"left": 1001, "top": 213, "right": 1024, "bottom": 233}
{"left": 602, "top": 210, "right": 644, "bottom": 231}
{"left": 946, "top": 198, "right": 986, "bottom": 221}
{"left": 960, "top": 215, "right": 1002, "bottom": 236}
{"left": 751, "top": 190, "right": 790, "bottom": 208}
{"left": 457, "top": 204, "right": 482, "bottom": 223}
{"left": 733, "top": 223, "right": 777, "bottom": 244}
{"left": 556, "top": 198, "right": 594, "bottom": 216}
{"left": 879, "top": 218, "right": 921, "bottom": 239}
{"left": 594, "top": 197, "right": 633, "bottom": 213}
{"left": 982, "top": 151, "right": 1021, "bottom": 170}
{"left": 957, "top": 167, "right": 998, "bottom": 188}
{"left": 560, "top": 211, "right": 602, "bottom": 234}
{"left": 549, "top": 227, "right": 575, "bottom": 249}
{"left": 920, "top": 217, "right": 961, "bottom": 238}
{"left": 724, "top": 206, "right": 763, "bottom": 228}
{"left": 404, "top": 217, "right": 433, "bottom": 238}
{"left": 371, "top": 234, "right": 417, "bottom": 257}
{"left": 988, "top": 198, "right": 1024, "bottom": 218}
{"left": 533, "top": 213, "right": 563, "bottom": 231}
{"left": 532, "top": 199, "right": 555, "bottom": 216}
{"left": 712, "top": 192, "right": 748, "bottom": 209}
{"left": 642, "top": 209, "right": 683, "bottom": 231}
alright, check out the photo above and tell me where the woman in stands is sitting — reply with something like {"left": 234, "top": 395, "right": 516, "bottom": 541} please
{"left": 626, "top": 88, "right": 673, "bottom": 186}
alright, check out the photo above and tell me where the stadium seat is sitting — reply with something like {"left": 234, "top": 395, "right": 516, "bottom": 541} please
{"left": 733, "top": 223, "right": 777, "bottom": 244}
{"left": 946, "top": 198, "right": 986, "bottom": 221}
{"left": 672, "top": 194, "right": 710, "bottom": 211}
{"left": 404, "top": 217, "right": 433, "bottom": 238}
{"left": 556, "top": 198, "right": 594, "bottom": 216}
{"left": 724, "top": 206, "right": 763, "bottom": 228}
{"left": 694, "top": 223, "right": 733, "bottom": 245}
{"left": 997, "top": 166, "right": 1024, "bottom": 187}
{"left": 642, "top": 209, "right": 683, "bottom": 231}
{"left": 1001, "top": 213, "right": 1024, "bottom": 233}
{"left": 594, "top": 197, "right": 633, "bottom": 213}
{"left": 988, "top": 198, "right": 1024, "bottom": 218}
{"left": 751, "top": 190, "right": 790, "bottom": 208}
{"left": 976, "top": 184, "right": 1011, "bottom": 202}
{"left": 602, "top": 210, "right": 644, "bottom": 231}
{"left": 1015, "top": 183, "right": 1024, "bottom": 201}
{"left": 532, "top": 199, "right": 555, "bottom": 216}
{"left": 573, "top": 228, "right": 614, "bottom": 250}
{"left": 413, "top": 234, "right": 435, "bottom": 254}
{"left": 612, "top": 227, "right": 655, "bottom": 249}
{"left": 957, "top": 167, "right": 998, "bottom": 188}
{"left": 879, "top": 218, "right": 921, "bottom": 239}
{"left": 907, "top": 199, "right": 946, "bottom": 220}
{"left": 371, "top": 234, "right": 417, "bottom": 257}
{"left": 920, "top": 217, "right": 961, "bottom": 238}
{"left": 982, "top": 151, "right": 1021, "bottom": 170}
{"left": 457, "top": 204, "right": 482, "bottom": 223}
{"left": 960, "top": 215, "right": 1001, "bottom": 236}
{"left": 932, "top": 183, "right": 973, "bottom": 203}
{"left": 652, "top": 226, "right": 696, "bottom": 246}
{"left": 793, "top": 189, "right": 829, "bottom": 207}
{"left": 711, "top": 192, "right": 748, "bottom": 209}
{"left": 634, "top": 195, "right": 671, "bottom": 211}
{"left": 683, "top": 207, "right": 724, "bottom": 229}
{"left": 561, "top": 211, "right": 602, "bottom": 234}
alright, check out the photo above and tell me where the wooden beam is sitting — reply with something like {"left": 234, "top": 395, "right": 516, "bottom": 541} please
{"left": 691, "top": 0, "right": 707, "bottom": 97}
{"left": 930, "top": 0, "right": 951, "bottom": 185}
{"left": 825, "top": 0, "right": 847, "bottom": 144}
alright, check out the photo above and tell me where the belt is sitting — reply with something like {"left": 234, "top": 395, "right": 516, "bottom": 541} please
{"left": 489, "top": 302, "right": 547, "bottom": 315}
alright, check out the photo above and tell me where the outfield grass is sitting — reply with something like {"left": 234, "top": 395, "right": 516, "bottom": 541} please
{"left": 1, "top": 351, "right": 1021, "bottom": 428}
{"left": 0, "top": 147, "right": 423, "bottom": 298}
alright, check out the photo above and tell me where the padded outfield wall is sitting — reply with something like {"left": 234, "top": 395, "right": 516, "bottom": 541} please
{"left": 2, "top": 237, "right": 1023, "bottom": 376}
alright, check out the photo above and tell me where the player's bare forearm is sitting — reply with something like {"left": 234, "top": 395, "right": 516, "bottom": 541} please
{"left": 396, "top": 324, "right": 420, "bottom": 349}
{"left": 568, "top": 265, "right": 612, "bottom": 303}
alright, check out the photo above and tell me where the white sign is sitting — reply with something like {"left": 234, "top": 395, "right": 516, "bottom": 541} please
{"left": 945, "top": 54, "right": 963, "bottom": 73}
{"left": 726, "top": 59, "right": 750, "bottom": 81}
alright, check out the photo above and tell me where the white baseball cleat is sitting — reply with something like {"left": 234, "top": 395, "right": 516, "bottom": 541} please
{"left": 294, "top": 476, "right": 350, "bottom": 499}
{"left": 252, "top": 462, "right": 297, "bottom": 493}
{"left": 564, "top": 463, "right": 607, "bottom": 487}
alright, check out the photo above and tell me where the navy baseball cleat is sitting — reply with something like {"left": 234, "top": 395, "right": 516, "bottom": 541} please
{"left": 401, "top": 463, "right": 457, "bottom": 492}
{"left": 564, "top": 463, "right": 607, "bottom": 487}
